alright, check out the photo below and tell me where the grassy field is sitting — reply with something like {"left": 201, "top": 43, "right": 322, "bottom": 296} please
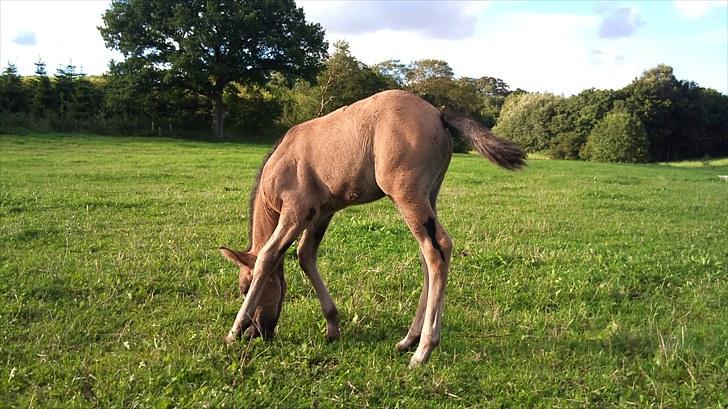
{"left": 1, "top": 134, "right": 726, "bottom": 408}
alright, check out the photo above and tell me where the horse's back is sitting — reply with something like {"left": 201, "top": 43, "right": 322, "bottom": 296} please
{"left": 263, "top": 91, "right": 452, "bottom": 210}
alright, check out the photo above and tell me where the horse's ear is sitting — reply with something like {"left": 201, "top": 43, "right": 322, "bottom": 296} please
{"left": 219, "top": 246, "right": 255, "bottom": 267}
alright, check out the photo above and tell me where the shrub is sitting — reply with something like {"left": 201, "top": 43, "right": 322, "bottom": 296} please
{"left": 584, "top": 110, "right": 650, "bottom": 163}
{"left": 492, "top": 92, "right": 564, "bottom": 152}
{"left": 549, "top": 131, "right": 586, "bottom": 160}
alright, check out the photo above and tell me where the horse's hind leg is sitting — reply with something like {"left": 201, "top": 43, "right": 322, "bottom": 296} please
{"left": 395, "top": 254, "right": 428, "bottom": 352}
{"left": 297, "top": 215, "right": 340, "bottom": 341}
{"left": 395, "top": 180, "right": 444, "bottom": 353}
{"left": 391, "top": 193, "right": 452, "bottom": 366}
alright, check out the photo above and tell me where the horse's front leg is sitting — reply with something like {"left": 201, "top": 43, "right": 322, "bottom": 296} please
{"left": 226, "top": 213, "right": 305, "bottom": 343}
{"left": 297, "top": 214, "right": 339, "bottom": 341}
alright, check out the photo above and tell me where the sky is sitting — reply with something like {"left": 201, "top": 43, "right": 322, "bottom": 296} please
{"left": 1, "top": 0, "right": 726, "bottom": 95}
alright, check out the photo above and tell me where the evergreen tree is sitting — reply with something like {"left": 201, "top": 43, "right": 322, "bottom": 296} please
{"left": 0, "top": 63, "right": 29, "bottom": 113}
{"left": 31, "top": 60, "right": 55, "bottom": 115}
{"left": 55, "top": 63, "right": 82, "bottom": 115}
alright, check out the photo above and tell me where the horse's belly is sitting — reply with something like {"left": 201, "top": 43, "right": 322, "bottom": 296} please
{"left": 320, "top": 170, "right": 385, "bottom": 211}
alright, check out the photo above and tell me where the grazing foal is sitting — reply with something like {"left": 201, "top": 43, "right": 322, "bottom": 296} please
{"left": 220, "top": 90, "right": 525, "bottom": 366}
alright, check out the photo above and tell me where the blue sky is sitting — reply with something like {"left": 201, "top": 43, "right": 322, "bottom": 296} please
{"left": 1, "top": 0, "right": 726, "bottom": 95}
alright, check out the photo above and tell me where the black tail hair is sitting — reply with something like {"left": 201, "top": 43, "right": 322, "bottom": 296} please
{"left": 441, "top": 112, "right": 526, "bottom": 170}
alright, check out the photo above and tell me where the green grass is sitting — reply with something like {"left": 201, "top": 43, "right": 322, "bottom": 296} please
{"left": 659, "top": 157, "right": 728, "bottom": 168}
{"left": 1, "top": 134, "right": 727, "bottom": 408}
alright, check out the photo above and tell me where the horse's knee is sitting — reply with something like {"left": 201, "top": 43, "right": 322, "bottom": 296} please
{"left": 297, "top": 245, "right": 314, "bottom": 273}
{"left": 296, "top": 246, "right": 306, "bottom": 267}
{"left": 252, "top": 252, "right": 281, "bottom": 281}
{"left": 437, "top": 233, "right": 452, "bottom": 262}
{"left": 422, "top": 217, "right": 453, "bottom": 263}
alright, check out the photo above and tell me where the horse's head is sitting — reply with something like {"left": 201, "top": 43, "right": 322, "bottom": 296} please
{"left": 219, "top": 246, "right": 285, "bottom": 339}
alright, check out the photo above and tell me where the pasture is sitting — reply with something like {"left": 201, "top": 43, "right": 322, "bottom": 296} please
{"left": 1, "top": 134, "right": 726, "bottom": 408}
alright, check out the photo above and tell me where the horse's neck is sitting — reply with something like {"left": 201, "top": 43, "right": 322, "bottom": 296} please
{"left": 249, "top": 191, "right": 279, "bottom": 255}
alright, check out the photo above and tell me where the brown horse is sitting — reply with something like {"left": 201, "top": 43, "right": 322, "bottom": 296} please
{"left": 220, "top": 90, "right": 525, "bottom": 366}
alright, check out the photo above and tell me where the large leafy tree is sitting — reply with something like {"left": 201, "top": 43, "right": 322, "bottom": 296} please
{"left": 621, "top": 64, "right": 728, "bottom": 160}
{"left": 315, "top": 41, "right": 389, "bottom": 117}
{"left": 102, "top": 59, "right": 161, "bottom": 122}
{"left": 273, "top": 41, "right": 390, "bottom": 126}
{"left": 583, "top": 109, "right": 649, "bottom": 163}
{"left": 457, "top": 76, "right": 513, "bottom": 127}
{"left": 99, "top": 0, "right": 327, "bottom": 140}
{"left": 622, "top": 64, "right": 683, "bottom": 160}
{"left": 405, "top": 59, "right": 454, "bottom": 85}
{"left": 548, "top": 88, "right": 617, "bottom": 159}
{"left": 404, "top": 59, "right": 455, "bottom": 106}
{"left": 492, "top": 92, "right": 564, "bottom": 152}
{"left": 372, "top": 59, "right": 407, "bottom": 88}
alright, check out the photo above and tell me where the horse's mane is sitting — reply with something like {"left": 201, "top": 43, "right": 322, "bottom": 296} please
{"left": 244, "top": 132, "right": 290, "bottom": 252}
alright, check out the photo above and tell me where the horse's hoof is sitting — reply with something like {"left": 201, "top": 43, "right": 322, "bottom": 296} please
{"left": 224, "top": 332, "right": 237, "bottom": 345}
{"left": 408, "top": 358, "right": 422, "bottom": 368}
{"left": 325, "top": 324, "right": 340, "bottom": 342}
{"left": 408, "top": 345, "right": 432, "bottom": 367}
{"left": 395, "top": 335, "right": 419, "bottom": 353}
{"left": 409, "top": 354, "right": 426, "bottom": 368}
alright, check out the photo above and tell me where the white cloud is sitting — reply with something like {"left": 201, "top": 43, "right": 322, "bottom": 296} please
{"left": 300, "top": 0, "right": 640, "bottom": 94}
{"left": 301, "top": 2, "right": 726, "bottom": 95}
{"left": 13, "top": 31, "right": 37, "bottom": 46}
{"left": 300, "top": 0, "right": 490, "bottom": 40}
{"left": 597, "top": 7, "right": 645, "bottom": 39}
{"left": 0, "top": 0, "right": 120, "bottom": 75}
{"left": 310, "top": 10, "right": 620, "bottom": 95}
{"left": 0, "top": 1, "right": 723, "bottom": 95}
{"left": 674, "top": 0, "right": 727, "bottom": 19}
{"left": 477, "top": 12, "right": 664, "bottom": 94}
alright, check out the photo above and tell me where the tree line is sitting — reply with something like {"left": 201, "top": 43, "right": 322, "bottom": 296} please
{"left": 0, "top": 40, "right": 515, "bottom": 147}
{"left": 1, "top": 0, "right": 726, "bottom": 162}
{"left": 492, "top": 64, "right": 727, "bottom": 162}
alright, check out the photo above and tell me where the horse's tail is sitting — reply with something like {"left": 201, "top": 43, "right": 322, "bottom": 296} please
{"left": 441, "top": 112, "right": 526, "bottom": 170}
